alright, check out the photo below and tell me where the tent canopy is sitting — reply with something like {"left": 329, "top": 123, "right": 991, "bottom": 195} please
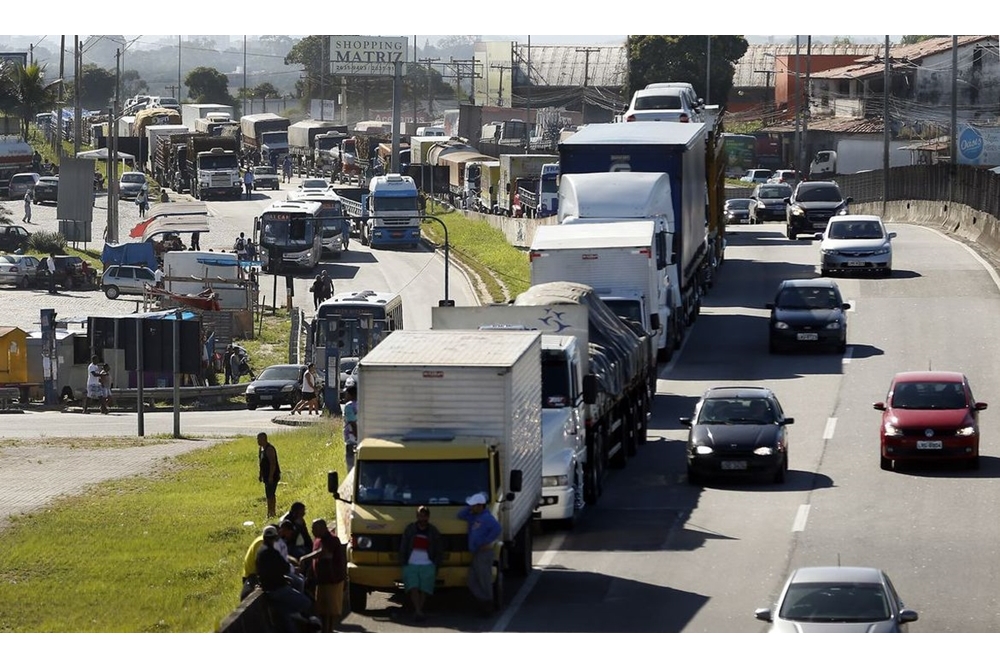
{"left": 129, "top": 202, "right": 210, "bottom": 242}
{"left": 75, "top": 148, "right": 136, "bottom": 163}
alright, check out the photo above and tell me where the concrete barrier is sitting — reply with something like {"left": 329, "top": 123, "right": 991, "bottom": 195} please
{"left": 216, "top": 588, "right": 273, "bottom": 633}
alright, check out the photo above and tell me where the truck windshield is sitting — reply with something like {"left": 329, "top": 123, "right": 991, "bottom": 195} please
{"left": 261, "top": 131, "right": 288, "bottom": 144}
{"left": 373, "top": 196, "right": 417, "bottom": 212}
{"left": 542, "top": 353, "right": 572, "bottom": 408}
{"left": 355, "top": 459, "right": 490, "bottom": 506}
{"left": 199, "top": 155, "right": 237, "bottom": 170}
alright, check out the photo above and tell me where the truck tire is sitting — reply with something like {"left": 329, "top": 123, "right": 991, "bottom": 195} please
{"left": 348, "top": 582, "right": 368, "bottom": 613}
{"left": 657, "top": 344, "right": 672, "bottom": 363}
{"left": 509, "top": 522, "right": 533, "bottom": 576}
{"left": 609, "top": 419, "right": 627, "bottom": 469}
{"left": 583, "top": 431, "right": 605, "bottom": 505}
{"left": 625, "top": 401, "right": 639, "bottom": 458}
{"left": 492, "top": 564, "right": 505, "bottom": 610}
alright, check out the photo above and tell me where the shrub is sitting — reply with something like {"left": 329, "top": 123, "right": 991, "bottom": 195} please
{"left": 28, "top": 230, "right": 66, "bottom": 254}
{"left": 0, "top": 202, "right": 12, "bottom": 225}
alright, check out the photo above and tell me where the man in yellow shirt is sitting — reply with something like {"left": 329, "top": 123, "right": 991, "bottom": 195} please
{"left": 240, "top": 532, "right": 266, "bottom": 600}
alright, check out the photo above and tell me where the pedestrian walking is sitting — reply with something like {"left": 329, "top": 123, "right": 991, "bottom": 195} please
{"left": 258, "top": 432, "right": 281, "bottom": 518}
{"left": 291, "top": 363, "right": 320, "bottom": 415}
{"left": 319, "top": 270, "right": 333, "bottom": 302}
{"left": 135, "top": 188, "right": 149, "bottom": 217}
{"left": 310, "top": 275, "right": 324, "bottom": 310}
{"left": 282, "top": 155, "right": 293, "bottom": 183}
{"left": 243, "top": 169, "right": 254, "bottom": 200}
{"left": 342, "top": 385, "right": 358, "bottom": 467}
{"left": 458, "top": 492, "right": 502, "bottom": 616}
{"left": 190, "top": 231, "right": 201, "bottom": 251}
{"left": 22, "top": 189, "right": 31, "bottom": 223}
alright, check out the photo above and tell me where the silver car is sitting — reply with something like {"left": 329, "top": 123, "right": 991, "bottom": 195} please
{"left": 101, "top": 264, "right": 157, "bottom": 299}
{"left": 0, "top": 254, "right": 41, "bottom": 288}
{"left": 818, "top": 215, "right": 895, "bottom": 277}
{"left": 755, "top": 566, "right": 918, "bottom": 633}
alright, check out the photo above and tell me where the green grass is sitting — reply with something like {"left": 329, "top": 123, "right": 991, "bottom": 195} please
{"left": 239, "top": 307, "right": 294, "bottom": 370}
{"left": 421, "top": 205, "right": 531, "bottom": 303}
{"left": 0, "top": 424, "right": 349, "bottom": 632}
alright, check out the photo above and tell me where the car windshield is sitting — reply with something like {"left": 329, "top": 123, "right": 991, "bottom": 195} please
{"left": 339, "top": 358, "right": 358, "bottom": 373}
{"left": 256, "top": 366, "right": 302, "bottom": 382}
{"left": 797, "top": 185, "right": 842, "bottom": 202}
{"left": 255, "top": 167, "right": 276, "bottom": 175}
{"left": 302, "top": 180, "right": 329, "bottom": 189}
{"left": 726, "top": 199, "right": 751, "bottom": 210}
{"left": 827, "top": 220, "right": 884, "bottom": 240}
{"left": 697, "top": 398, "right": 775, "bottom": 425}
{"left": 891, "top": 381, "right": 968, "bottom": 410}
{"left": 779, "top": 582, "right": 891, "bottom": 623}
{"left": 776, "top": 286, "right": 841, "bottom": 310}
{"left": 121, "top": 174, "right": 145, "bottom": 184}
{"left": 634, "top": 94, "right": 682, "bottom": 111}
{"left": 759, "top": 186, "right": 791, "bottom": 199}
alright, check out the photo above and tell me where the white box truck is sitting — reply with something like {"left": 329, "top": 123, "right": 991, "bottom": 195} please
{"left": 558, "top": 171, "right": 677, "bottom": 361}
{"left": 530, "top": 220, "right": 665, "bottom": 362}
{"left": 327, "top": 329, "right": 542, "bottom": 613}
{"left": 180, "top": 104, "right": 234, "bottom": 131}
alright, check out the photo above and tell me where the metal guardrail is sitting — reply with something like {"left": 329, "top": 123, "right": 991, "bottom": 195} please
{"left": 109, "top": 383, "right": 249, "bottom": 404}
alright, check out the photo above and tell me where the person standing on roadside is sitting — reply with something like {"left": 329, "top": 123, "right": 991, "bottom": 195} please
{"left": 291, "top": 363, "right": 319, "bottom": 415}
{"left": 303, "top": 518, "right": 346, "bottom": 632}
{"left": 22, "top": 188, "right": 32, "bottom": 223}
{"left": 258, "top": 432, "right": 281, "bottom": 518}
{"left": 243, "top": 169, "right": 254, "bottom": 200}
{"left": 400, "top": 506, "right": 442, "bottom": 622}
{"left": 190, "top": 231, "right": 201, "bottom": 251}
{"left": 458, "top": 492, "right": 502, "bottom": 616}
{"left": 342, "top": 385, "right": 358, "bottom": 466}
{"left": 136, "top": 188, "right": 149, "bottom": 217}
{"left": 45, "top": 252, "right": 58, "bottom": 294}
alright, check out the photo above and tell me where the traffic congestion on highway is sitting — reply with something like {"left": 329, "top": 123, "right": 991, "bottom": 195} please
{"left": 5, "top": 33, "right": 1000, "bottom": 643}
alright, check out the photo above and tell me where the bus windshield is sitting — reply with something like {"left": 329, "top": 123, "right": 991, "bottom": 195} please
{"left": 261, "top": 215, "right": 315, "bottom": 245}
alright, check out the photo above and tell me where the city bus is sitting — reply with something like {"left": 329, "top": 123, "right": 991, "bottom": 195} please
{"left": 286, "top": 189, "right": 350, "bottom": 255}
{"left": 254, "top": 200, "right": 323, "bottom": 273}
{"left": 722, "top": 133, "right": 757, "bottom": 179}
{"left": 311, "top": 289, "right": 404, "bottom": 407}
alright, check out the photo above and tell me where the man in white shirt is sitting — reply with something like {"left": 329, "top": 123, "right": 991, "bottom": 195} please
{"left": 154, "top": 264, "right": 164, "bottom": 288}
{"left": 46, "top": 252, "right": 58, "bottom": 294}
{"left": 84, "top": 355, "right": 106, "bottom": 414}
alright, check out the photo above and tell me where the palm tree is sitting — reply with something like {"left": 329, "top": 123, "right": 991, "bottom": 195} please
{"left": 0, "top": 61, "right": 61, "bottom": 141}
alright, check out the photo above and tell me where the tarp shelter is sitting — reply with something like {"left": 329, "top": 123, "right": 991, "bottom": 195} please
{"left": 129, "top": 202, "right": 210, "bottom": 242}
{"left": 75, "top": 148, "right": 136, "bottom": 169}
{"left": 0, "top": 326, "right": 28, "bottom": 384}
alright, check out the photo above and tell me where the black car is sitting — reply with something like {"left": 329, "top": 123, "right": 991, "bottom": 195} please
{"left": 35, "top": 255, "right": 98, "bottom": 289}
{"left": 723, "top": 198, "right": 752, "bottom": 225}
{"left": 245, "top": 363, "right": 310, "bottom": 410}
{"left": 767, "top": 278, "right": 850, "bottom": 354}
{"left": 680, "top": 386, "right": 793, "bottom": 484}
{"left": 0, "top": 225, "right": 31, "bottom": 253}
{"left": 748, "top": 183, "right": 793, "bottom": 224}
{"left": 33, "top": 176, "right": 59, "bottom": 204}
{"left": 785, "top": 181, "right": 852, "bottom": 239}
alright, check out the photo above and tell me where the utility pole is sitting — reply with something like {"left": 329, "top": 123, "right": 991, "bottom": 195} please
{"left": 177, "top": 36, "right": 182, "bottom": 102}
{"left": 883, "top": 35, "right": 891, "bottom": 216}
{"left": 242, "top": 36, "right": 247, "bottom": 115}
{"left": 165, "top": 84, "right": 179, "bottom": 97}
{"left": 419, "top": 58, "right": 440, "bottom": 118}
{"left": 950, "top": 35, "right": 958, "bottom": 203}
{"left": 525, "top": 36, "right": 531, "bottom": 129}
{"left": 706, "top": 36, "right": 711, "bottom": 105}
{"left": 56, "top": 35, "right": 65, "bottom": 157}
{"left": 575, "top": 47, "right": 600, "bottom": 88}
{"left": 793, "top": 36, "right": 801, "bottom": 171}
{"left": 413, "top": 36, "right": 418, "bottom": 127}
{"left": 320, "top": 36, "right": 326, "bottom": 120}
{"left": 490, "top": 63, "right": 511, "bottom": 106}
{"left": 443, "top": 58, "right": 479, "bottom": 103}
{"left": 73, "top": 36, "right": 81, "bottom": 154}
{"left": 801, "top": 36, "right": 811, "bottom": 172}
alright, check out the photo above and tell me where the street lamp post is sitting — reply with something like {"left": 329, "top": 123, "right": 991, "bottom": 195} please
{"left": 420, "top": 213, "right": 453, "bottom": 307}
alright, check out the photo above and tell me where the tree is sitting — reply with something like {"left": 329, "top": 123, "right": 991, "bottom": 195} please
{"left": 252, "top": 83, "right": 280, "bottom": 100}
{"left": 626, "top": 35, "right": 748, "bottom": 108}
{"left": 285, "top": 35, "right": 326, "bottom": 101}
{"left": 0, "top": 61, "right": 60, "bottom": 140}
{"left": 78, "top": 64, "right": 116, "bottom": 110}
{"left": 901, "top": 35, "right": 946, "bottom": 45}
{"left": 185, "top": 66, "right": 237, "bottom": 106}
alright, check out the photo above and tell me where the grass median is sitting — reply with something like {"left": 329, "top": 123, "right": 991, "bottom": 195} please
{"left": 0, "top": 424, "right": 349, "bottom": 632}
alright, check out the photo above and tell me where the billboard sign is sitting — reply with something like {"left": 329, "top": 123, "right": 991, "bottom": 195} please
{"left": 0, "top": 52, "right": 27, "bottom": 67}
{"left": 329, "top": 36, "right": 407, "bottom": 77}
{"left": 957, "top": 123, "right": 1000, "bottom": 167}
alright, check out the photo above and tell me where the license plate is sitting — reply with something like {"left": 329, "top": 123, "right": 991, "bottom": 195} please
{"left": 721, "top": 460, "right": 748, "bottom": 470}
{"left": 796, "top": 333, "right": 819, "bottom": 341}
{"left": 391, "top": 231, "right": 403, "bottom": 238}
{"left": 916, "top": 440, "right": 943, "bottom": 450}
{"left": 847, "top": 261, "right": 866, "bottom": 267}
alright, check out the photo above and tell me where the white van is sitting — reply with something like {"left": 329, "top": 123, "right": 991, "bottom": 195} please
{"left": 416, "top": 125, "right": 446, "bottom": 137}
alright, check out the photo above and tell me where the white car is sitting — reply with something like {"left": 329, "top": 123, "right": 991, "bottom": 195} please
{"left": 0, "top": 254, "right": 41, "bottom": 288}
{"left": 740, "top": 169, "right": 774, "bottom": 184}
{"left": 101, "top": 264, "right": 157, "bottom": 299}
{"left": 818, "top": 215, "right": 895, "bottom": 277}
{"left": 297, "top": 178, "right": 332, "bottom": 194}
{"left": 623, "top": 87, "right": 702, "bottom": 123}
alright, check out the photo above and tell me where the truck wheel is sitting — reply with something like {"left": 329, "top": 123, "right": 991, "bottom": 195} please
{"left": 657, "top": 344, "right": 672, "bottom": 363}
{"left": 625, "top": 402, "right": 639, "bottom": 458}
{"left": 348, "top": 582, "right": 368, "bottom": 613}
{"left": 609, "top": 420, "right": 627, "bottom": 469}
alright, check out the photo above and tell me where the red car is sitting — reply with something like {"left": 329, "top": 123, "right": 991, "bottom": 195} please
{"left": 874, "top": 371, "right": 987, "bottom": 471}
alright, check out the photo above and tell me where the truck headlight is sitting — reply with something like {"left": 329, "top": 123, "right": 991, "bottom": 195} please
{"left": 542, "top": 475, "right": 569, "bottom": 487}
{"left": 353, "top": 535, "right": 373, "bottom": 550}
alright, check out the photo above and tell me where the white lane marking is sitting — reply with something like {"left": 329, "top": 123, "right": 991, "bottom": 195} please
{"left": 842, "top": 345, "right": 854, "bottom": 364}
{"left": 823, "top": 417, "right": 837, "bottom": 441}
{"left": 792, "top": 504, "right": 811, "bottom": 532}
{"left": 492, "top": 529, "right": 567, "bottom": 632}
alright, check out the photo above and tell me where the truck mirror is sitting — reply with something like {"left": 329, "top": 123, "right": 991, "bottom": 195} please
{"left": 582, "top": 374, "right": 598, "bottom": 405}
{"left": 327, "top": 470, "right": 340, "bottom": 496}
{"left": 253, "top": 217, "right": 260, "bottom": 232}
{"left": 650, "top": 314, "right": 661, "bottom": 331}
{"left": 509, "top": 469, "right": 523, "bottom": 493}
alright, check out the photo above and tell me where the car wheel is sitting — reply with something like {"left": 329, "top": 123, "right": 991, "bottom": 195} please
{"left": 882, "top": 267, "right": 892, "bottom": 277}
{"left": 246, "top": 401, "right": 257, "bottom": 411}
{"left": 104, "top": 285, "right": 120, "bottom": 299}
{"left": 968, "top": 455, "right": 980, "bottom": 470}
{"left": 272, "top": 400, "right": 283, "bottom": 410}
{"left": 687, "top": 465, "right": 703, "bottom": 485}
{"left": 820, "top": 267, "right": 829, "bottom": 277}
{"left": 880, "top": 454, "right": 892, "bottom": 471}
{"left": 769, "top": 337, "right": 780, "bottom": 354}
{"left": 773, "top": 456, "right": 787, "bottom": 484}
{"left": 19, "top": 275, "right": 30, "bottom": 289}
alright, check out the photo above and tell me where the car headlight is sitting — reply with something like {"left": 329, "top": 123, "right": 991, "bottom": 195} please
{"left": 774, "top": 321, "right": 790, "bottom": 330}
{"left": 883, "top": 423, "right": 901, "bottom": 436}
{"left": 542, "top": 475, "right": 569, "bottom": 487}
{"left": 245, "top": 386, "right": 255, "bottom": 395}
{"left": 790, "top": 205, "right": 804, "bottom": 216}
{"left": 694, "top": 444, "right": 714, "bottom": 455}
{"left": 824, "top": 321, "right": 842, "bottom": 330}
{"left": 753, "top": 446, "right": 775, "bottom": 456}
{"left": 282, "top": 383, "right": 296, "bottom": 392}
{"left": 836, "top": 207, "right": 849, "bottom": 215}
{"left": 956, "top": 426, "right": 976, "bottom": 436}
{"left": 873, "top": 245, "right": 891, "bottom": 255}
{"left": 821, "top": 247, "right": 837, "bottom": 255}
